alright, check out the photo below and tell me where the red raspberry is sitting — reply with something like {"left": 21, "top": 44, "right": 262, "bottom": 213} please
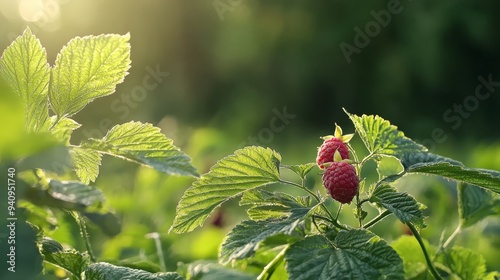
{"left": 322, "top": 161, "right": 359, "bottom": 204}
{"left": 316, "top": 137, "right": 350, "bottom": 169}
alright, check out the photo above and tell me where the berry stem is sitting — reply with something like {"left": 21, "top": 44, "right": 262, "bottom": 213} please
{"left": 279, "top": 179, "right": 349, "bottom": 231}
{"left": 347, "top": 143, "right": 364, "bottom": 227}
{"left": 406, "top": 222, "right": 443, "bottom": 280}
{"left": 362, "top": 210, "right": 392, "bottom": 229}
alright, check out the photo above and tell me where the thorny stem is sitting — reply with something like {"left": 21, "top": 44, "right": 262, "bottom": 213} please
{"left": 279, "top": 179, "right": 349, "bottom": 231}
{"left": 407, "top": 223, "right": 443, "bottom": 280}
{"left": 72, "top": 211, "right": 96, "bottom": 262}
{"left": 257, "top": 245, "right": 289, "bottom": 280}
{"left": 362, "top": 210, "right": 392, "bottom": 229}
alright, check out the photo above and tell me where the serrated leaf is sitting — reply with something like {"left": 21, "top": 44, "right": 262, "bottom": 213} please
{"left": 345, "top": 109, "right": 426, "bottom": 158}
{"left": 0, "top": 27, "right": 50, "bottom": 132}
{"left": 219, "top": 208, "right": 309, "bottom": 264}
{"left": 437, "top": 246, "right": 497, "bottom": 280}
{"left": 85, "top": 262, "right": 184, "bottom": 280}
{"left": 180, "top": 261, "right": 255, "bottom": 280}
{"left": 370, "top": 184, "right": 425, "bottom": 228}
{"left": 47, "top": 117, "right": 81, "bottom": 145}
{"left": 70, "top": 146, "right": 102, "bottom": 184}
{"left": 407, "top": 161, "right": 500, "bottom": 194}
{"left": 83, "top": 121, "right": 198, "bottom": 177}
{"left": 43, "top": 249, "right": 90, "bottom": 278}
{"left": 285, "top": 230, "right": 404, "bottom": 280}
{"left": 282, "top": 163, "right": 316, "bottom": 178}
{"left": 50, "top": 33, "right": 131, "bottom": 117}
{"left": 458, "top": 183, "right": 500, "bottom": 228}
{"left": 25, "top": 179, "right": 105, "bottom": 211}
{"left": 391, "top": 236, "right": 435, "bottom": 279}
{"left": 170, "top": 146, "right": 281, "bottom": 233}
{"left": 240, "top": 190, "right": 311, "bottom": 221}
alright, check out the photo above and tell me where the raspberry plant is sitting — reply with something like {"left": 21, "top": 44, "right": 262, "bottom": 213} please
{"left": 171, "top": 114, "right": 500, "bottom": 279}
{"left": 0, "top": 28, "right": 197, "bottom": 279}
{"left": 1, "top": 28, "right": 500, "bottom": 279}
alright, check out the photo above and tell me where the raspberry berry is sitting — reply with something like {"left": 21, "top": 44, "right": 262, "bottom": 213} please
{"left": 316, "top": 124, "right": 354, "bottom": 169}
{"left": 316, "top": 137, "right": 349, "bottom": 169}
{"left": 322, "top": 157, "right": 359, "bottom": 204}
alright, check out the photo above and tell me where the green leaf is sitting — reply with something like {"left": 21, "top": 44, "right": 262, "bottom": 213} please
{"left": 282, "top": 163, "right": 316, "bottom": 178}
{"left": 376, "top": 156, "right": 404, "bottom": 179}
{"left": 0, "top": 27, "right": 50, "bottom": 132}
{"left": 458, "top": 183, "right": 500, "bottom": 228}
{"left": 219, "top": 208, "right": 309, "bottom": 264}
{"left": 344, "top": 109, "right": 426, "bottom": 158}
{"left": 170, "top": 146, "right": 281, "bottom": 233}
{"left": 391, "top": 236, "right": 435, "bottom": 279}
{"left": 0, "top": 79, "right": 59, "bottom": 161}
{"left": 50, "top": 33, "right": 131, "bottom": 117}
{"left": 437, "top": 246, "right": 497, "bottom": 280}
{"left": 285, "top": 230, "right": 404, "bottom": 280}
{"left": 82, "top": 121, "right": 198, "bottom": 178}
{"left": 179, "top": 260, "right": 255, "bottom": 280}
{"left": 240, "top": 190, "right": 312, "bottom": 221}
{"left": 85, "top": 262, "right": 184, "bottom": 280}
{"left": 70, "top": 146, "right": 102, "bottom": 184}
{"left": 25, "top": 179, "right": 105, "bottom": 211}
{"left": 370, "top": 184, "right": 425, "bottom": 228}
{"left": 47, "top": 117, "right": 81, "bottom": 145}
{"left": 43, "top": 249, "right": 90, "bottom": 279}
{"left": 407, "top": 161, "right": 500, "bottom": 194}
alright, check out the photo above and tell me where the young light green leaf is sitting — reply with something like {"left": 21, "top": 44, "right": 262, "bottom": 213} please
{"left": 458, "top": 183, "right": 500, "bottom": 228}
{"left": 282, "top": 163, "right": 316, "bottom": 179}
{"left": 85, "top": 262, "right": 184, "bottom": 280}
{"left": 50, "top": 33, "right": 131, "bottom": 117}
{"left": 70, "top": 146, "right": 102, "bottom": 184}
{"left": 47, "top": 117, "right": 81, "bottom": 145}
{"left": 82, "top": 121, "right": 198, "bottom": 177}
{"left": 43, "top": 249, "right": 91, "bottom": 279}
{"left": 0, "top": 27, "right": 50, "bottom": 132}
{"left": 240, "top": 190, "right": 312, "bottom": 221}
{"left": 170, "top": 146, "right": 281, "bottom": 233}
{"left": 370, "top": 184, "right": 426, "bottom": 228}
{"left": 344, "top": 109, "right": 426, "bottom": 158}
{"left": 437, "top": 247, "right": 498, "bottom": 280}
{"left": 219, "top": 208, "right": 309, "bottom": 264}
{"left": 285, "top": 230, "right": 404, "bottom": 280}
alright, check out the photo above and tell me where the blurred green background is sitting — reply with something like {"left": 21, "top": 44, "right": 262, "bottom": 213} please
{"left": 1, "top": 0, "right": 499, "bottom": 276}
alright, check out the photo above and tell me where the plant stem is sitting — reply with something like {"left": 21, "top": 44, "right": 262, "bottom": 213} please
{"left": 406, "top": 223, "right": 442, "bottom": 280}
{"left": 257, "top": 245, "right": 288, "bottom": 280}
{"left": 72, "top": 211, "right": 96, "bottom": 262}
{"left": 362, "top": 210, "right": 392, "bottom": 229}
{"left": 145, "top": 232, "right": 167, "bottom": 271}
{"left": 279, "top": 179, "right": 349, "bottom": 231}
{"left": 442, "top": 224, "right": 462, "bottom": 251}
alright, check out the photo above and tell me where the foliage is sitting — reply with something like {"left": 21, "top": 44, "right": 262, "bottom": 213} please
{"left": 1, "top": 28, "right": 499, "bottom": 279}
{"left": 0, "top": 28, "right": 196, "bottom": 280}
